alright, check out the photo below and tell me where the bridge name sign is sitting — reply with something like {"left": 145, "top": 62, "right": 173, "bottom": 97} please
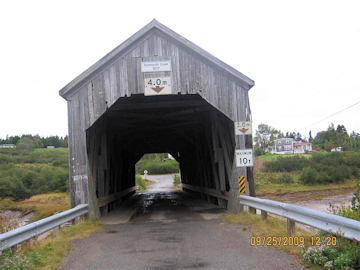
{"left": 141, "top": 61, "right": 171, "bottom": 72}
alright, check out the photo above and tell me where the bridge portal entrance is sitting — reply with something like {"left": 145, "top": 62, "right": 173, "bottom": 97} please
{"left": 60, "top": 20, "right": 254, "bottom": 219}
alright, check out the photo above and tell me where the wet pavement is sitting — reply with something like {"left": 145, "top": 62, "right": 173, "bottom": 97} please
{"left": 60, "top": 176, "right": 305, "bottom": 270}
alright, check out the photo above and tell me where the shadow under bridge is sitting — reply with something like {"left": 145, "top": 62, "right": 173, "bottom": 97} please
{"left": 86, "top": 94, "right": 244, "bottom": 217}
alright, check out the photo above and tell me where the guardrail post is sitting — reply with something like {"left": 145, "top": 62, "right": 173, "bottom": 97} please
{"left": 287, "top": 219, "right": 295, "bottom": 236}
{"left": 249, "top": 207, "right": 256, "bottom": 214}
{"left": 261, "top": 210, "right": 268, "bottom": 220}
{"left": 52, "top": 226, "right": 60, "bottom": 236}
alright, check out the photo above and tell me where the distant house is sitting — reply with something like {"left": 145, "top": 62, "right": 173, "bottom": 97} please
{"left": 270, "top": 138, "right": 312, "bottom": 154}
{"left": 266, "top": 146, "right": 275, "bottom": 153}
{"left": 0, "top": 144, "right": 16, "bottom": 148}
{"left": 273, "top": 138, "right": 294, "bottom": 154}
{"left": 331, "top": 147, "right": 343, "bottom": 152}
{"left": 293, "top": 141, "right": 313, "bottom": 154}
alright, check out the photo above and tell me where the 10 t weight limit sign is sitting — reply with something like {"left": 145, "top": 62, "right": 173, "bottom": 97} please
{"left": 235, "top": 149, "right": 254, "bottom": 167}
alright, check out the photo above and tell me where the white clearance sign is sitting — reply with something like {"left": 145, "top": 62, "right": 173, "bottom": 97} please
{"left": 144, "top": 77, "right": 172, "bottom": 96}
{"left": 141, "top": 61, "right": 171, "bottom": 72}
{"left": 235, "top": 149, "right": 254, "bottom": 167}
{"left": 234, "top": 121, "right": 252, "bottom": 135}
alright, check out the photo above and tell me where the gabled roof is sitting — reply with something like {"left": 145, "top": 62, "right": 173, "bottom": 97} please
{"left": 59, "top": 19, "right": 254, "bottom": 98}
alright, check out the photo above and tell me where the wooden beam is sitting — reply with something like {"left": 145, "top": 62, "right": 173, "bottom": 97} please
{"left": 181, "top": 184, "right": 228, "bottom": 200}
{"left": 110, "top": 100, "right": 207, "bottom": 111}
{"left": 218, "top": 150, "right": 226, "bottom": 191}
{"left": 98, "top": 186, "right": 136, "bottom": 207}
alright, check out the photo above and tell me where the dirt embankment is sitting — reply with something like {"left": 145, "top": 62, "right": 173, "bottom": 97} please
{"left": 259, "top": 187, "right": 357, "bottom": 203}
{"left": 0, "top": 210, "right": 34, "bottom": 230}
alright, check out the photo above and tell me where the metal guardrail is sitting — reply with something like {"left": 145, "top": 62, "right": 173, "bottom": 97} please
{"left": 239, "top": 195, "right": 360, "bottom": 241}
{"left": 0, "top": 204, "right": 88, "bottom": 251}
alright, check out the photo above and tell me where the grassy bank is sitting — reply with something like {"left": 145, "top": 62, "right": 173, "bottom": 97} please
{"left": 135, "top": 174, "right": 155, "bottom": 192}
{"left": 255, "top": 152, "right": 359, "bottom": 199}
{"left": 222, "top": 210, "right": 360, "bottom": 269}
{"left": 0, "top": 219, "right": 102, "bottom": 270}
{"left": 222, "top": 212, "right": 312, "bottom": 256}
{"left": 4, "top": 193, "right": 70, "bottom": 222}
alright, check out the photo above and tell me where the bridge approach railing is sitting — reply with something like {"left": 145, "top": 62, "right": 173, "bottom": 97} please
{"left": 0, "top": 204, "right": 88, "bottom": 251}
{"left": 239, "top": 195, "right": 360, "bottom": 241}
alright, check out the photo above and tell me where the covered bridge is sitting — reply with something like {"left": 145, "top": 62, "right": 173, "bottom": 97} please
{"left": 59, "top": 20, "right": 255, "bottom": 219}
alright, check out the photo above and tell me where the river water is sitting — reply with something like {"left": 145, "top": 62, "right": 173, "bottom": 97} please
{"left": 293, "top": 191, "right": 355, "bottom": 213}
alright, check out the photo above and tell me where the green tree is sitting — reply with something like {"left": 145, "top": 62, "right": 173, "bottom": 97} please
{"left": 313, "top": 123, "right": 350, "bottom": 151}
{"left": 17, "top": 137, "right": 35, "bottom": 149}
{"left": 255, "top": 123, "right": 283, "bottom": 150}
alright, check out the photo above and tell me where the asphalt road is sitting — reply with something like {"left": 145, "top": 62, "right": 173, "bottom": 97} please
{"left": 60, "top": 175, "right": 305, "bottom": 270}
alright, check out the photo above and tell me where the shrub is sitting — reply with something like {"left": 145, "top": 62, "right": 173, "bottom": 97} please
{"left": 329, "top": 182, "right": 360, "bottom": 221}
{"left": 0, "top": 248, "right": 32, "bottom": 270}
{"left": 277, "top": 173, "right": 294, "bottom": 184}
{"left": 136, "top": 174, "right": 146, "bottom": 191}
{"left": 262, "top": 159, "right": 282, "bottom": 172}
{"left": 350, "top": 166, "right": 359, "bottom": 177}
{"left": 330, "top": 203, "right": 359, "bottom": 221}
{"left": 332, "top": 164, "right": 352, "bottom": 183}
{"left": 138, "top": 160, "right": 179, "bottom": 175}
{"left": 351, "top": 183, "right": 360, "bottom": 216}
{"left": 263, "top": 155, "right": 309, "bottom": 172}
{"left": 299, "top": 167, "right": 318, "bottom": 184}
{"left": 173, "top": 175, "right": 181, "bottom": 187}
{"left": 0, "top": 149, "right": 69, "bottom": 201}
{"left": 345, "top": 152, "right": 360, "bottom": 167}
{"left": 318, "top": 152, "right": 345, "bottom": 167}
{"left": 302, "top": 237, "right": 360, "bottom": 269}
{"left": 317, "top": 170, "right": 333, "bottom": 184}
{"left": 254, "top": 147, "right": 265, "bottom": 157}
{"left": 0, "top": 154, "right": 14, "bottom": 164}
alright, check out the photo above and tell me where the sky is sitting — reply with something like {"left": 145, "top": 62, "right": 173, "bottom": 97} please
{"left": 0, "top": 0, "right": 359, "bottom": 140}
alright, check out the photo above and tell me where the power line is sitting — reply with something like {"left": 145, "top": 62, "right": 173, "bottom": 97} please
{"left": 272, "top": 59, "right": 359, "bottom": 126}
{"left": 290, "top": 29, "right": 359, "bottom": 94}
{"left": 298, "top": 101, "right": 360, "bottom": 132}
{"left": 272, "top": 29, "right": 360, "bottom": 125}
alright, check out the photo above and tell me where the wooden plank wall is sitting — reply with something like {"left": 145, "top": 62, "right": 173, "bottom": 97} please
{"left": 66, "top": 31, "right": 251, "bottom": 215}
{"left": 67, "top": 33, "right": 248, "bottom": 127}
{"left": 179, "top": 109, "right": 244, "bottom": 209}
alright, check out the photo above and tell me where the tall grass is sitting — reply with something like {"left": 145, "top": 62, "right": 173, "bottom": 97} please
{"left": 0, "top": 220, "right": 102, "bottom": 270}
{"left": 9, "top": 193, "right": 70, "bottom": 222}
{"left": 135, "top": 174, "right": 155, "bottom": 192}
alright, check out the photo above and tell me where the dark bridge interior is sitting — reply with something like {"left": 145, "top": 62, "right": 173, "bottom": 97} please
{"left": 86, "top": 94, "right": 236, "bottom": 216}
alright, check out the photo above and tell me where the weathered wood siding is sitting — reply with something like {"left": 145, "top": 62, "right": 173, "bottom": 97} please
{"left": 67, "top": 33, "right": 249, "bottom": 126}
{"left": 65, "top": 30, "right": 252, "bottom": 216}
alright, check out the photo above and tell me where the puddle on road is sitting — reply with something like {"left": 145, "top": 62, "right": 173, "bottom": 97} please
{"left": 106, "top": 230, "right": 119, "bottom": 234}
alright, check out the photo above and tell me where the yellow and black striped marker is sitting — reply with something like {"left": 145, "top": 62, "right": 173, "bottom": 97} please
{"left": 239, "top": 175, "right": 246, "bottom": 194}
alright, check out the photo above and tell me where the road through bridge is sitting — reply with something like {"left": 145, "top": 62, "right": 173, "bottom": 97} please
{"left": 59, "top": 20, "right": 256, "bottom": 219}
{"left": 60, "top": 175, "right": 305, "bottom": 269}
